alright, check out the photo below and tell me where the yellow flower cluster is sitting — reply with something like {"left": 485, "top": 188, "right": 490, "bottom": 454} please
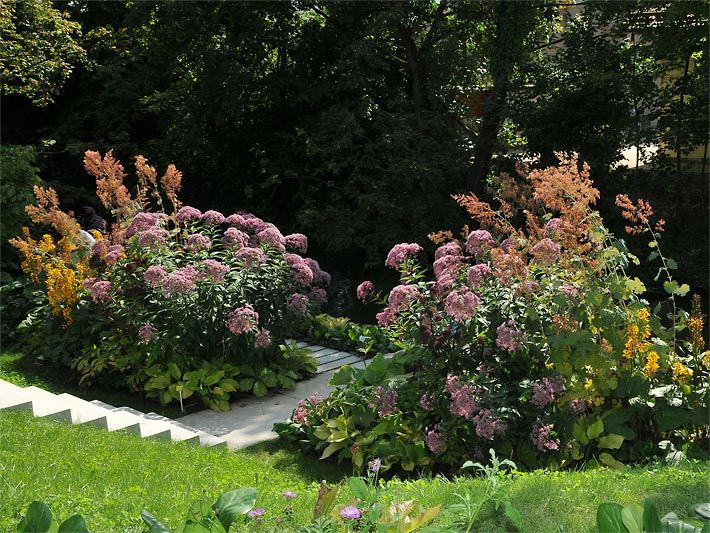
{"left": 622, "top": 308, "right": 656, "bottom": 370}
{"left": 671, "top": 361, "right": 693, "bottom": 384}
{"left": 643, "top": 351, "right": 660, "bottom": 378}
{"left": 10, "top": 230, "right": 91, "bottom": 324}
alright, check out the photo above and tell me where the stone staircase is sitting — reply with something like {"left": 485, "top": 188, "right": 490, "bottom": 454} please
{"left": 0, "top": 379, "right": 226, "bottom": 447}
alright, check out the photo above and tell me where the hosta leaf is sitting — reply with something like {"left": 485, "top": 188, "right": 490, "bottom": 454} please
{"left": 213, "top": 488, "right": 257, "bottom": 531}
{"left": 587, "top": 418, "right": 604, "bottom": 439}
{"left": 597, "top": 502, "right": 625, "bottom": 533}
{"left": 140, "top": 510, "right": 172, "bottom": 532}
{"left": 598, "top": 434, "right": 625, "bottom": 449}
{"left": 58, "top": 515, "right": 89, "bottom": 533}
{"left": 17, "top": 501, "right": 54, "bottom": 533}
{"left": 621, "top": 503, "right": 644, "bottom": 533}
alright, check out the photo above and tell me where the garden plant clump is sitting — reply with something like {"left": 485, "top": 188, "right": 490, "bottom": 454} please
{"left": 7, "top": 150, "right": 330, "bottom": 410}
{"left": 277, "top": 155, "right": 709, "bottom": 471}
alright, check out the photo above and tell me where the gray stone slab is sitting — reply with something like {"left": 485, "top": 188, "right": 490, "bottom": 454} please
{"left": 312, "top": 348, "right": 340, "bottom": 358}
{"left": 317, "top": 354, "right": 362, "bottom": 374}
{"left": 313, "top": 350, "right": 354, "bottom": 365}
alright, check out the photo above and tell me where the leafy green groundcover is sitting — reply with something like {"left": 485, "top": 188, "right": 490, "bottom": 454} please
{"left": 1, "top": 411, "right": 708, "bottom": 532}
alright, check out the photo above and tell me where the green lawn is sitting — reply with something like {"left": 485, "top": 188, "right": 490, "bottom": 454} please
{"left": 1, "top": 410, "right": 707, "bottom": 532}
{"left": 0, "top": 352, "right": 190, "bottom": 418}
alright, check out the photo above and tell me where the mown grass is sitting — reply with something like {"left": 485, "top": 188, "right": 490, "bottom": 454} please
{"left": 0, "top": 352, "right": 189, "bottom": 418}
{"left": 1, "top": 410, "right": 708, "bottom": 532}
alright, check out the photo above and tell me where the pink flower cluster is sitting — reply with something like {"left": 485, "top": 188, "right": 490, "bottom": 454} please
{"left": 433, "top": 254, "right": 463, "bottom": 278}
{"left": 137, "top": 227, "right": 169, "bottom": 249}
{"left": 385, "top": 242, "right": 422, "bottom": 269}
{"left": 545, "top": 218, "right": 562, "bottom": 234}
{"left": 287, "top": 293, "right": 309, "bottom": 315}
{"left": 444, "top": 288, "right": 481, "bottom": 322}
{"left": 466, "top": 229, "right": 496, "bottom": 257}
{"left": 446, "top": 374, "right": 479, "bottom": 419}
{"left": 254, "top": 329, "right": 271, "bottom": 349}
{"left": 304, "top": 258, "right": 330, "bottom": 286}
{"left": 293, "top": 393, "right": 324, "bottom": 425}
{"left": 83, "top": 278, "right": 112, "bottom": 303}
{"left": 202, "top": 259, "right": 229, "bottom": 282}
{"left": 138, "top": 324, "right": 158, "bottom": 342}
{"left": 467, "top": 264, "right": 491, "bottom": 287}
{"left": 162, "top": 265, "right": 200, "bottom": 297}
{"left": 126, "top": 212, "right": 166, "bottom": 238}
{"left": 185, "top": 233, "right": 211, "bottom": 251}
{"left": 472, "top": 409, "right": 507, "bottom": 440}
{"left": 291, "top": 260, "right": 314, "bottom": 286}
{"left": 226, "top": 305, "right": 259, "bottom": 335}
{"left": 420, "top": 393, "right": 434, "bottom": 411}
{"left": 221, "top": 228, "right": 249, "bottom": 250}
{"left": 284, "top": 233, "right": 307, "bottom": 254}
{"left": 426, "top": 426, "right": 446, "bottom": 455}
{"left": 434, "top": 242, "right": 462, "bottom": 261}
{"left": 308, "top": 287, "right": 328, "bottom": 305}
{"left": 235, "top": 246, "right": 266, "bottom": 268}
{"left": 176, "top": 206, "right": 202, "bottom": 222}
{"left": 201, "top": 210, "right": 225, "bottom": 225}
{"left": 376, "top": 307, "right": 396, "bottom": 326}
{"left": 388, "top": 284, "right": 419, "bottom": 311}
{"left": 356, "top": 281, "right": 374, "bottom": 301}
{"left": 144, "top": 265, "right": 167, "bottom": 287}
{"left": 531, "top": 376, "right": 566, "bottom": 409}
{"left": 256, "top": 225, "right": 286, "bottom": 251}
{"left": 529, "top": 237, "right": 561, "bottom": 265}
{"left": 496, "top": 319, "right": 525, "bottom": 352}
{"left": 569, "top": 399, "right": 587, "bottom": 415}
{"left": 530, "top": 420, "right": 560, "bottom": 451}
{"left": 370, "top": 386, "right": 398, "bottom": 417}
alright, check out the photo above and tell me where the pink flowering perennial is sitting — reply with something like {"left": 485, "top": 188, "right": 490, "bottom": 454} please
{"left": 385, "top": 242, "right": 422, "bottom": 269}
{"left": 444, "top": 289, "right": 481, "bottom": 322}
{"left": 226, "top": 305, "right": 259, "bottom": 335}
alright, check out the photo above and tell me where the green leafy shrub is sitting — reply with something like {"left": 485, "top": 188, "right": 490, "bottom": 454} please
{"left": 300, "top": 313, "right": 397, "bottom": 356}
{"left": 277, "top": 155, "right": 709, "bottom": 470}
{"left": 8, "top": 150, "right": 329, "bottom": 409}
{"left": 596, "top": 498, "right": 709, "bottom": 533}
{"left": 0, "top": 145, "right": 41, "bottom": 269}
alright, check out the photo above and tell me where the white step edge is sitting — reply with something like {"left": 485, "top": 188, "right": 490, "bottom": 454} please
{"left": 11, "top": 385, "right": 73, "bottom": 422}
{"left": 317, "top": 354, "right": 362, "bottom": 374}
{"left": 111, "top": 406, "right": 197, "bottom": 443}
{"left": 0, "top": 381, "right": 34, "bottom": 411}
{"left": 56, "top": 393, "right": 141, "bottom": 433}
{"left": 135, "top": 412, "right": 227, "bottom": 448}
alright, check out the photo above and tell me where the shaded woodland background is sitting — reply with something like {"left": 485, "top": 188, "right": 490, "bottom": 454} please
{"left": 2, "top": 0, "right": 707, "bottom": 319}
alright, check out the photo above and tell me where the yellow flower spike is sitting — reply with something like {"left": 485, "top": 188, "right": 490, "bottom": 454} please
{"left": 672, "top": 362, "right": 692, "bottom": 384}
{"left": 643, "top": 351, "right": 660, "bottom": 378}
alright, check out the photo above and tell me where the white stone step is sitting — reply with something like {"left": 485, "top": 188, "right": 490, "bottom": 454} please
{"left": 5, "top": 385, "right": 72, "bottom": 422}
{"left": 313, "top": 350, "right": 354, "bottom": 365}
{"left": 317, "top": 354, "right": 362, "bottom": 374}
{"left": 112, "top": 406, "right": 199, "bottom": 444}
{"left": 135, "top": 412, "right": 227, "bottom": 447}
{"left": 56, "top": 393, "right": 141, "bottom": 433}
{"left": 0, "top": 380, "right": 34, "bottom": 411}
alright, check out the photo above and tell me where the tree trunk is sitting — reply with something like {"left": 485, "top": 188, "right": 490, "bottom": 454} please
{"left": 400, "top": 27, "right": 428, "bottom": 116}
{"left": 467, "top": 1, "right": 532, "bottom": 194}
{"left": 676, "top": 54, "right": 691, "bottom": 177}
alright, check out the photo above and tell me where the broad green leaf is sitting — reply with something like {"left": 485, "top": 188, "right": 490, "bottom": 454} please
{"left": 252, "top": 380, "right": 267, "bottom": 397}
{"left": 329, "top": 365, "right": 353, "bottom": 386}
{"left": 621, "top": 504, "right": 644, "bottom": 533}
{"left": 347, "top": 477, "right": 370, "bottom": 501}
{"left": 667, "top": 258, "right": 678, "bottom": 270}
{"left": 599, "top": 453, "right": 627, "bottom": 471}
{"left": 597, "top": 502, "right": 625, "bottom": 533}
{"left": 213, "top": 488, "right": 257, "bottom": 531}
{"left": 17, "top": 501, "right": 54, "bottom": 533}
{"left": 626, "top": 277, "right": 647, "bottom": 295}
{"left": 320, "top": 441, "right": 346, "bottom": 459}
{"left": 504, "top": 501, "right": 523, "bottom": 531}
{"left": 168, "top": 362, "right": 181, "bottom": 380}
{"left": 312, "top": 483, "right": 341, "bottom": 520}
{"left": 572, "top": 419, "right": 590, "bottom": 445}
{"left": 140, "top": 510, "right": 173, "bottom": 532}
{"left": 58, "top": 515, "right": 88, "bottom": 533}
{"left": 598, "top": 434, "right": 625, "bottom": 449}
{"left": 643, "top": 499, "right": 664, "bottom": 533}
{"left": 587, "top": 418, "right": 604, "bottom": 439}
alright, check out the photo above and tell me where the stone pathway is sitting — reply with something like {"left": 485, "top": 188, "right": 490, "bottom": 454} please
{"left": 176, "top": 342, "right": 368, "bottom": 449}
